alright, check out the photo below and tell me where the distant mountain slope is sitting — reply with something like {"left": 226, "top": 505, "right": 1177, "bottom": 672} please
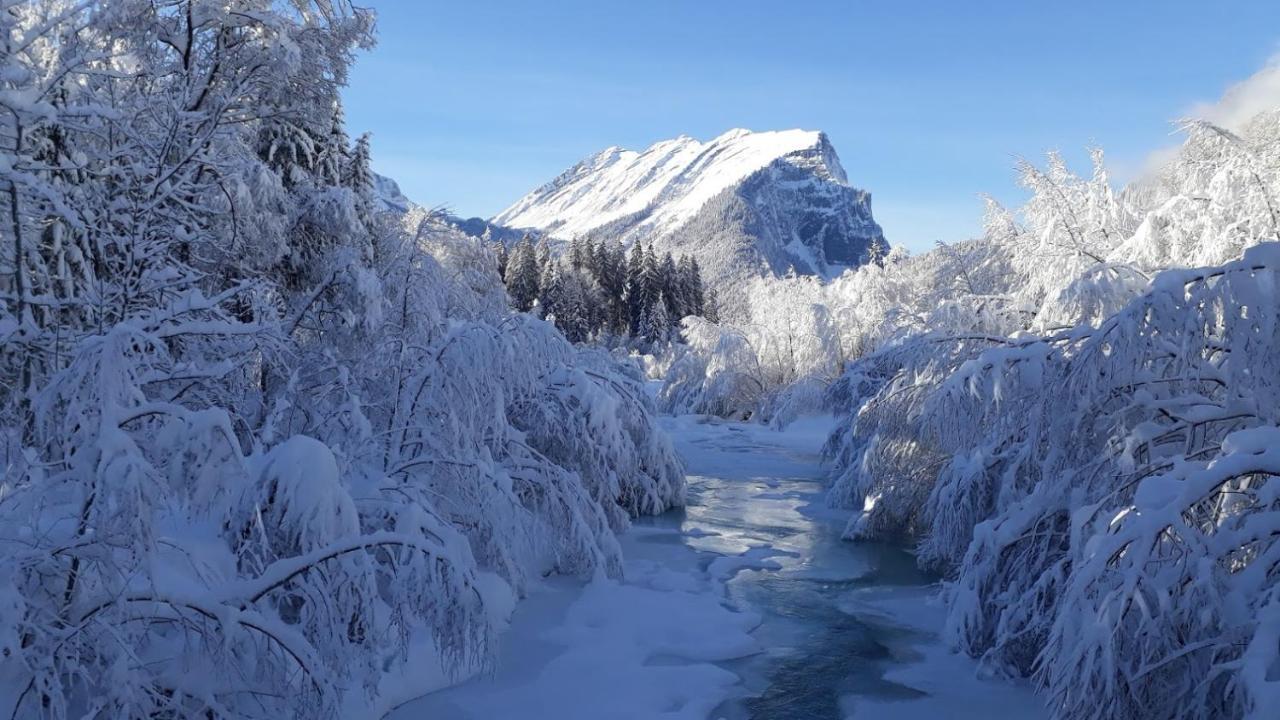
{"left": 372, "top": 172, "right": 414, "bottom": 214}
{"left": 492, "top": 128, "right": 886, "bottom": 288}
{"left": 373, "top": 173, "right": 542, "bottom": 246}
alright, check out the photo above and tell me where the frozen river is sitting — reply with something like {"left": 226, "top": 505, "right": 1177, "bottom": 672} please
{"left": 394, "top": 415, "right": 1044, "bottom": 719}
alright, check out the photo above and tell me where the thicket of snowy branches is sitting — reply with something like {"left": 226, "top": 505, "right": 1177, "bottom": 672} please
{"left": 0, "top": 3, "right": 681, "bottom": 718}
{"left": 815, "top": 113, "right": 1280, "bottom": 719}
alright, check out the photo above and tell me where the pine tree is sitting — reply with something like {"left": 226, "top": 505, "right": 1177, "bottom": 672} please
{"left": 494, "top": 239, "right": 509, "bottom": 278}
{"left": 866, "top": 237, "right": 886, "bottom": 267}
{"left": 570, "top": 236, "right": 589, "bottom": 270}
{"left": 659, "top": 252, "right": 679, "bottom": 322}
{"left": 641, "top": 291, "right": 671, "bottom": 345}
{"left": 317, "top": 99, "right": 351, "bottom": 185}
{"left": 625, "top": 242, "right": 648, "bottom": 334}
{"left": 346, "top": 132, "right": 376, "bottom": 226}
{"left": 346, "top": 132, "right": 374, "bottom": 195}
{"left": 639, "top": 245, "right": 664, "bottom": 328}
{"left": 675, "top": 254, "right": 706, "bottom": 318}
{"left": 504, "top": 235, "right": 541, "bottom": 311}
{"left": 258, "top": 118, "right": 317, "bottom": 188}
{"left": 672, "top": 255, "right": 691, "bottom": 318}
{"left": 589, "top": 239, "right": 607, "bottom": 284}
{"left": 551, "top": 265, "right": 596, "bottom": 343}
{"left": 537, "top": 254, "right": 558, "bottom": 312}
{"left": 535, "top": 236, "right": 552, "bottom": 275}
{"left": 601, "top": 239, "right": 628, "bottom": 333}
{"left": 488, "top": 236, "right": 711, "bottom": 340}
{"left": 687, "top": 256, "right": 706, "bottom": 316}
{"left": 703, "top": 285, "right": 721, "bottom": 323}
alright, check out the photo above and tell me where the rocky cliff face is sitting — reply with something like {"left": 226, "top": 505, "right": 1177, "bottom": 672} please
{"left": 492, "top": 128, "right": 886, "bottom": 288}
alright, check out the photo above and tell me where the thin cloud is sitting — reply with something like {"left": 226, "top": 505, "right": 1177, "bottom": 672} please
{"left": 1139, "top": 51, "right": 1280, "bottom": 178}
{"left": 1187, "top": 53, "right": 1280, "bottom": 131}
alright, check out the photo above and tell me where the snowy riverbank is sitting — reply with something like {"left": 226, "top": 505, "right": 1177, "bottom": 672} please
{"left": 392, "top": 415, "right": 1045, "bottom": 719}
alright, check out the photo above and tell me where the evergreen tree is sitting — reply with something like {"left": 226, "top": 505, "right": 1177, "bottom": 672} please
{"left": 569, "top": 236, "right": 589, "bottom": 270}
{"left": 703, "top": 285, "right": 721, "bottom": 323}
{"left": 494, "top": 238, "right": 509, "bottom": 278}
{"left": 638, "top": 245, "right": 664, "bottom": 330}
{"left": 675, "top": 254, "right": 705, "bottom": 318}
{"left": 599, "top": 239, "right": 628, "bottom": 333}
{"left": 504, "top": 235, "right": 541, "bottom": 311}
{"left": 659, "top": 252, "right": 679, "bottom": 322}
{"left": 866, "top": 237, "right": 886, "bottom": 267}
{"left": 346, "top": 132, "right": 376, "bottom": 225}
{"left": 346, "top": 132, "right": 374, "bottom": 195}
{"left": 494, "top": 237, "right": 710, "bottom": 339}
{"left": 641, "top": 291, "right": 671, "bottom": 345}
{"left": 687, "top": 256, "right": 706, "bottom": 316}
{"left": 317, "top": 99, "right": 351, "bottom": 185}
{"left": 589, "top": 239, "right": 607, "bottom": 284}
{"left": 557, "top": 265, "right": 597, "bottom": 343}
{"left": 258, "top": 118, "right": 317, "bottom": 187}
{"left": 535, "top": 236, "right": 552, "bottom": 275}
{"left": 537, "top": 253, "right": 558, "bottom": 311}
{"left": 625, "top": 242, "right": 649, "bottom": 334}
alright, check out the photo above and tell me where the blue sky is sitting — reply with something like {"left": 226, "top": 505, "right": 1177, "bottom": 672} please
{"left": 343, "top": 1, "right": 1280, "bottom": 252}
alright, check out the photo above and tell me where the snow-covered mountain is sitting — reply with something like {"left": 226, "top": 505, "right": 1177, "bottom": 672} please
{"left": 372, "top": 172, "right": 413, "bottom": 213}
{"left": 492, "top": 128, "right": 886, "bottom": 288}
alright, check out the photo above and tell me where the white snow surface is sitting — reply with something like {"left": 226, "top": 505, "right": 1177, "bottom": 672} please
{"left": 494, "top": 129, "right": 837, "bottom": 241}
{"left": 391, "top": 411, "right": 1044, "bottom": 720}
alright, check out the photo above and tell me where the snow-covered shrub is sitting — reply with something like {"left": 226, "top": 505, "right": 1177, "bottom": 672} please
{"left": 659, "top": 317, "right": 768, "bottom": 419}
{"left": 758, "top": 374, "right": 829, "bottom": 429}
{"left": 658, "top": 273, "right": 850, "bottom": 420}
{"left": 824, "top": 332, "right": 1007, "bottom": 540}
{"left": 1111, "top": 113, "right": 1280, "bottom": 270}
{"left": 545, "top": 345, "right": 685, "bottom": 518}
{"left": 0, "top": 320, "right": 491, "bottom": 720}
{"left": 1032, "top": 262, "right": 1149, "bottom": 330}
{"left": 0, "top": 3, "right": 684, "bottom": 718}
{"left": 817, "top": 109, "right": 1280, "bottom": 720}
{"left": 926, "top": 245, "right": 1280, "bottom": 716}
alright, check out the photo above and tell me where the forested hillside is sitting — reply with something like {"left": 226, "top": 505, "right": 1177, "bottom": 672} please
{"left": 0, "top": 3, "right": 682, "bottom": 718}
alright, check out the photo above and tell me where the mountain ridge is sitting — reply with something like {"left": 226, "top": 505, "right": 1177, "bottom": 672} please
{"left": 491, "top": 128, "right": 886, "bottom": 289}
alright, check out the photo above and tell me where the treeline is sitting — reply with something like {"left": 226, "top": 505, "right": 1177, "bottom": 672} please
{"left": 495, "top": 235, "right": 716, "bottom": 344}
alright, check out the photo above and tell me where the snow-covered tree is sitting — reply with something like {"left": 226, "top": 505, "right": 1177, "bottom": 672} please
{"left": 0, "top": 4, "right": 685, "bottom": 718}
{"left": 640, "top": 290, "right": 671, "bottom": 345}
{"left": 504, "top": 235, "right": 541, "bottom": 311}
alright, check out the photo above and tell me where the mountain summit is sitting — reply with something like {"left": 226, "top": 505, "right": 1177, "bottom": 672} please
{"left": 492, "top": 128, "right": 886, "bottom": 289}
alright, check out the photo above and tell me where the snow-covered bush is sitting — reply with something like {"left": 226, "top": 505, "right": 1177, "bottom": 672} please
{"left": 0, "top": 3, "right": 683, "bottom": 718}
{"left": 820, "top": 110, "right": 1280, "bottom": 720}
{"left": 659, "top": 317, "right": 768, "bottom": 419}
{"left": 658, "top": 273, "right": 848, "bottom": 419}
{"left": 933, "top": 245, "right": 1280, "bottom": 717}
